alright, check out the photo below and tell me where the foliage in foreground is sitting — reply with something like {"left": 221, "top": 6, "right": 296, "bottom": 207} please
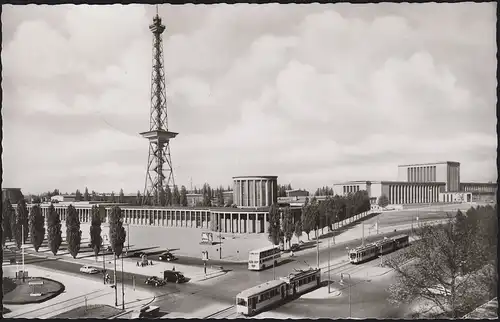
{"left": 386, "top": 205, "right": 497, "bottom": 318}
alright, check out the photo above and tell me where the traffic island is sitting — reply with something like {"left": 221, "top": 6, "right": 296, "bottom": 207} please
{"left": 2, "top": 277, "right": 65, "bottom": 305}
{"left": 52, "top": 304, "right": 124, "bottom": 319}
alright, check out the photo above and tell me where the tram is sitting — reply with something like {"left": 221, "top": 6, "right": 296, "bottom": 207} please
{"left": 236, "top": 280, "right": 287, "bottom": 316}
{"left": 236, "top": 268, "right": 322, "bottom": 316}
{"left": 280, "top": 268, "right": 321, "bottom": 297}
{"left": 349, "top": 234, "right": 410, "bottom": 264}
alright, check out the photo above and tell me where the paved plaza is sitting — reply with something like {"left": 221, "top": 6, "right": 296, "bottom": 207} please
{"left": 2, "top": 264, "right": 154, "bottom": 319}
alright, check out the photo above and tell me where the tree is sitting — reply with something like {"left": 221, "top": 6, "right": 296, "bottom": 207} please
{"left": 294, "top": 220, "right": 302, "bottom": 242}
{"left": 89, "top": 205, "right": 103, "bottom": 260}
{"left": 180, "top": 185, "right": 188, "bottom": 207}
{"left": 29, "top": 204, "right": 45, "bottom": 252}
{"left": 119, "top": 189, "right": 124, "bottom": 203}
{"left": 47, "top": 204, "right": 62, "bottom": 255}
{"left": 91, "top": 190, "right": 97, "bottom": 201}
{"left": 109, "top": 206, "right": 126, "bottom": 257}
{"left": 110, "top": 191, "right": 116, "bottom": 203}
{"left": 75, "top": 189, "right": 82, "bottom": 201}
{"left": 15, "top": 198, "right": 29, "bottom": 246}
{"left": 201, "top": 183, "right": 212, "bottom": 207}
{"left": 136, "top": 190, "right": 141, "bottom": 205}
{"left": 267, "top": 203, "right": 281, "bottom": 245}
{"left": 281, "top": 206, "right": 294, "bottom": 249}
{"left": 301, "top": 204, "right": 313, "bottom": 240}
{"left": 66, "top": 205, "right": 82, "bottom": 259}
{"left": 172, "top": 185, "right": 181, "bottom": 206}
{"left": 2, "top": 199, "right": 14, "bottom": 244}
{"left": 217, "top": 188, "right": 224, "bottom": 207}
{"left": 165, "top": 185, "right": 172, "bottom": 206}
{"left": 84, "top": 187, "right": 90, "bottom": 201}
{"left": 378, "top": 194, "right": 390, "bottom": 208}
{"left": 386, "top": 209, "right": 497, "bottom": 318}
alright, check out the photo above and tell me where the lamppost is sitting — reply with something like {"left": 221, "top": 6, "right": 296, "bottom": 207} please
{"left": 121, "top": 255, "right": 125, "bottom": 310}
{"left": 327, "top": 236, "right": 331, "bottom": 293}
{"left": 102, "top": 234, "right": 109, "bottom": 285}
{"left": 340, "top": 273, "right": 352, "bottom": 318}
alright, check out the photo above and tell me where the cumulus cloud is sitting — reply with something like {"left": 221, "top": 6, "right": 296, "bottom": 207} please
{"left": 1, "top": 3, "right": 496, "bottom": 194}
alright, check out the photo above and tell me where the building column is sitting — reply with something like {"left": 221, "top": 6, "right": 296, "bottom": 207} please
{"left": 238, "top": 213, "right": 241, "bottom": 233}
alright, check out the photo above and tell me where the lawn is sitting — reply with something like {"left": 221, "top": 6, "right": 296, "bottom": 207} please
{"left": 53, "top": 305, "right": 124, "bottom": 319}
{"left": 3, "top": 277, "right": 17, "bottom": 294}
{"left": 2, "top": 277, "right": 65, "bottom": 304}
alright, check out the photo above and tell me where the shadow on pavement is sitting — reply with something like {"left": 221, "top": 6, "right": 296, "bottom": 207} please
{"left": 316, "top": 212, "right": 382, "bottom": 241}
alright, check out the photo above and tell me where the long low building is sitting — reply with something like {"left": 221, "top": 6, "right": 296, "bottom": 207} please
{"left": 333, "top": 161, "right": 495, "bottom": 205}
{"left": 22, "top": 202, "right": 273, "bottom": 235}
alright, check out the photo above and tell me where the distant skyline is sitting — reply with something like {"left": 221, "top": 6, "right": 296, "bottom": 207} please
{"left": 2, "top": 3, "right": 497, "bottom": 195}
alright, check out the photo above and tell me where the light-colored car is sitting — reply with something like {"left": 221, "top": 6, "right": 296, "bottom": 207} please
{"left": 80, "top": 265, "right": 99, "bottom": 274}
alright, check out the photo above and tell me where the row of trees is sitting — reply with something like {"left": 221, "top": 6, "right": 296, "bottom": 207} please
{"left": 386, "top": 205, "right": 497, "bottom": 318}
{"left": 268, "top": 191, "right": 372, "bottom": 248}
{"left": 277, "top": 184, "right": 293, "bottom": 198}
{"left": 2, "top": 198, "right": 127, "bottom": 262}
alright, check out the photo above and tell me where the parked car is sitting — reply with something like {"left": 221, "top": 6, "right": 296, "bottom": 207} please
{"left": 144, "top": 276, "right": 166, "bottom": 287}
{"left": 290, "top": 243, "right": 301, "bottom": 252}
{"left": 163, "top": 270, "right": 186, "bottom": 283}
{"left": 80, "top": 265, "right": 100, "bottom": 274}
{"left": 158, "top": 252, "right": 177, "bottom": 262}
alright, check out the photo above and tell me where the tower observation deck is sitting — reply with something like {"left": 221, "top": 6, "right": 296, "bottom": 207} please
{"left": 141, "top": 12, "right": 178, "bottom": 206}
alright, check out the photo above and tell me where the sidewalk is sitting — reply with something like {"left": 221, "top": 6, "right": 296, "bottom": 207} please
{"left": 8, "top": 242, "right": 223, "bottom": 282}
{"left": 2, "top": 264, "right": 155, "bottom": 319}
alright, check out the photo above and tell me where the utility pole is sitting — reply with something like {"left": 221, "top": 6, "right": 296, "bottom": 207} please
{"left": 127, "top": 224, "right": 130, "bottom": 251}
{"left": 361, "top": 222, "right": 365, "bottom": 247}
{"left": 22, "top": 224, "right": 25, "bottom": 278}
{"left": 316, "top": 227, "right": 320, "bottom": 269}
{"left": 114, "top": 253, "right": 118, "bottom": 306}
{"left": 328, "top": 237, "right": 331, "bottom": 293}
{"left": 103, "top": 252, "right": 106, "bottom": 284}
{"left": 121, "top": 255, "right": 125, "bottom": 310}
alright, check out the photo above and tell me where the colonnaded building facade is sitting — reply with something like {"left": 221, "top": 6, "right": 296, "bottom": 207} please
{"left": 6, "top": 161, "right": 496, "bottom": 236}
{"left": 332, "top": 161, "right": 497, "bottom": 205}
{"left": 11, "top": 176, "right": 280, "bottom": 235}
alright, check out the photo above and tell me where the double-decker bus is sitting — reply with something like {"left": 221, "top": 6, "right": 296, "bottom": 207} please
{"left": 248, "top": 245, "right": 281, "bottom": 271}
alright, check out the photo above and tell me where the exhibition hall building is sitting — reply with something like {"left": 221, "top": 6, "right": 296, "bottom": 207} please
{"left": 4, "top": 161, "right": 496, "bottom": 236}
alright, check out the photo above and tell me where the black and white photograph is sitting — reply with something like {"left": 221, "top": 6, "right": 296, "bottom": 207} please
{"left": 1, "top": 2, "right": 497, "bottom": 319}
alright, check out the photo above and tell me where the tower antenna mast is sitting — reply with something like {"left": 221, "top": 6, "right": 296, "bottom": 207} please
{"left": 140, "top": 11, "right": 178, "bottom": 206}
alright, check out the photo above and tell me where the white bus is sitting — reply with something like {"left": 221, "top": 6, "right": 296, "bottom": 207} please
{"left": 236, "top": 280, "right": 287, "bottom": 316}
{"left": 248, "top": 245, "right": 281, "bottom": 271}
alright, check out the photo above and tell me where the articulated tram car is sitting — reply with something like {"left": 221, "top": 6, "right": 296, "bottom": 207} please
{"left": 349, "top": 244, "right": 379, "bottom": 264}
{"left": 349, "top": 234, "right": 410, "bottom": 264}
{"left": 392, "top": 234, "right": 410, "bottom": 249}
{"left": 236, "top": 268, "right": 321, "bottom": 316}
{"left": 280, "top": 268, "right": 321, "bottom": 297}
{"left": 374, "top": 238, "right": 395, "bottom": 255}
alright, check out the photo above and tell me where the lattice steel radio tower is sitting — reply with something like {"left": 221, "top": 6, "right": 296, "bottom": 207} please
{"left": 141, "top": 8, "right": 178, "bottom": 206}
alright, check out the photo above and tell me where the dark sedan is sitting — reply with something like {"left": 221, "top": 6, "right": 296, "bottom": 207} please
{"left": 290, "top": 243, "right": 301, "bottom": 252}
{"left": 145, "top": 276, "right": 166, "bottom": 287}
{"left": 158, "top": 252, "right": 177, "bottom": 262}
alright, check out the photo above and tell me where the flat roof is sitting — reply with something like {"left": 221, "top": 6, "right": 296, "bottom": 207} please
{"left": 461, "top": 182, "right": 497, "bottom": 186}
{"left": 398, "top": 161, "right": 460, "bottom": 167}
{"left": 232, "top": 176, "right": 278, "bottom": 179}
{"left": 381, "top": 181, "right": 446, "bottom": 185}
{"left": 237, "top": 280, "right": 287, "bottom": 299}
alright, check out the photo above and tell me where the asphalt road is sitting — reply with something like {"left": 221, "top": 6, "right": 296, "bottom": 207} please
{"left": 2, "top": 205, "right": 465, "bottom": 318}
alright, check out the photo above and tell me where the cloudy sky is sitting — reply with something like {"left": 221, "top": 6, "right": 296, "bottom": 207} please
{"left": 2, "top": 3, "right": 497, "bottom": 195}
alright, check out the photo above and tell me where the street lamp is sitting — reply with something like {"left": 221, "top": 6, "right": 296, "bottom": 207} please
{"left": 328, "top": 237, "right": 331, "bottom": 293}
{"left": 340, "top": 273, "right": 352, "bottom": 318}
